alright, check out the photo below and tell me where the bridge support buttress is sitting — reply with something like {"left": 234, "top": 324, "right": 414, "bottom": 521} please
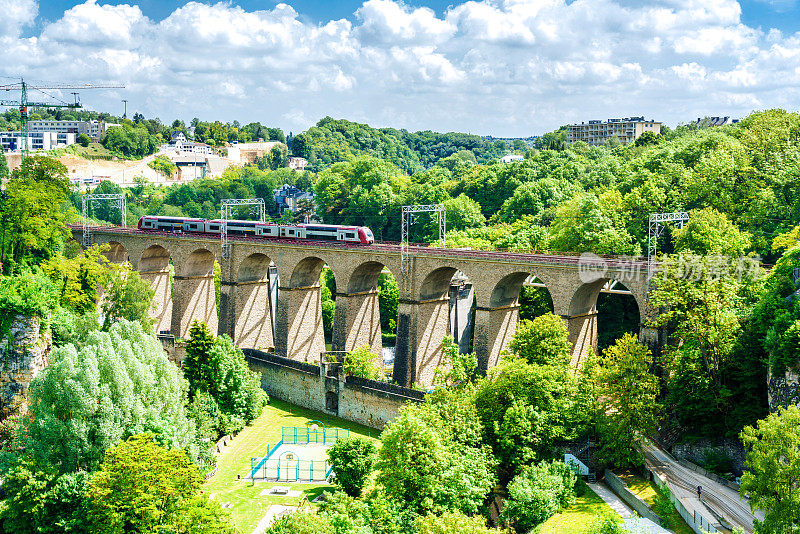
{"left": 172, "top": 274, "right": 218, "bottom": 338}
{"left": 564, "top": 312, "right": 598, "bottom": 367}
{"left": 219, "top": 280, "right": 274, "bottom": 351}
{"left": 140, "top": 267, "right": 172, "bottom": 334}
{"left": 393, "top": 297, "right": 451, "bottom": 388}
{"left": 332, "top": 290, "right": 383, "bottom": 369}
{"left": 274, "top": 284, "right": 325, "bottom": 363}
{"left": 473, "top": 304, "right": 521, "bottom": 372}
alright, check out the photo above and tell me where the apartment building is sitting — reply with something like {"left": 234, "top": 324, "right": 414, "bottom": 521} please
{"left": 28, "top": 120, "right": 119, "bottom": 141}
{"left": 0, "top": 131, "right": 76, "bottom": 152}
{"left": 567, "top": 117, "right": 661, "bottom": 146}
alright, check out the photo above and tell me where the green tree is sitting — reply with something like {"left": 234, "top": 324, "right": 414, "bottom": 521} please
{"left": 183, "top": 322, "right": 267, "bottom": 426}
{"left": 23, "top": 320, "right": 195, "bottom": 472}
{"left": 77, "top": 133, "right": 91, "bottom": 147}
{"left": 1, "top": 156, "right": 72, "bottom": 265}
{"left": 327, "top": 437, "right": 377, "bottom": 497}
{"left": 184, "top": 321, "right": 218, "bottom": 397}
{"left": 549, "top": 191, "right": 640, "bottom": 255}
{"left": 443, "top": 193, "right": 485, "bottom": 231}
{"left": 508, "top": 314, "right": 571, "bottom": 367}
{"left": 739, "top": 406, "right": 800, "bottom": 534}
{"left": 100, "top": 262, "right": 156, "bottom": 330}
{"left": 265, "top": 511, "right": 332, "bottom": 534}
{"left": 634, "top": 131, "right": 660, "bottom": 147}
{"left": 0, "top": 456, "right": 90, "bottom": 534}
{"left": 378, "top": 272, "right": 398, "bottom": 333}
{"left": 377, "top": 409, "right": 496, "bottom": 516}
{"left": 649, "top": 254, "right": 755, "bottom": 435}
{"left": 433, "top": 336, "right": 477, "bottom": 388}
{"left": 500, "top": 460, "right": 577, "bottom": 531}
{"left": 266, "top": 144, "right": 289, "bottom": 170}
{"left": 87, "top": 433, "right": 233, "bottom": 534}
{"left": 41, "top": 245, "right": 111, "bottom": 314}
{"left": 590, "top": 333, "right": 660, "bottom": 468}
{"left": 673, "top": 208, "right": 752, "bottom": 256}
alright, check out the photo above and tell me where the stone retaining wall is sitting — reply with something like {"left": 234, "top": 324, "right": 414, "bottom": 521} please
{"left": 244, "top": 349, "right": 420, "bottom": 429}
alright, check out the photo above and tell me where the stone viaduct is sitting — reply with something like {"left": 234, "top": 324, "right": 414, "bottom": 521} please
{"left": 75, "top": 227, "right": 655, "bottom": 387}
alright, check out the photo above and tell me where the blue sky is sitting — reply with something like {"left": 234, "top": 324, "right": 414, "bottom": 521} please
{"left": 32, "top": 0, "right": 800, "bottom": 30}
{"left": 3, "top": 0, "right": 800, "bottom": 136}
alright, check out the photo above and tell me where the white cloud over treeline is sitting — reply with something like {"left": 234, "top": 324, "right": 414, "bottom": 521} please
{"left": 1, "top": 0, "right": 798, "bottom": 135}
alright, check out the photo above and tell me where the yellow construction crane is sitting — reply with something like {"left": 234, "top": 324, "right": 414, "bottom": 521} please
{"left": 0, "top": 78, "right": 125, "bottom": 158}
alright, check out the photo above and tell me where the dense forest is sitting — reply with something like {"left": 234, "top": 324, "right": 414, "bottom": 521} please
{"left": 1, "top": 108, "right": 800, "bottom": 533}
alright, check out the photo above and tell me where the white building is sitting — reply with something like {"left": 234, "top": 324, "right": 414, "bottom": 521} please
{"left": 0, "top": 131, "right": 76, "bottom": 152}
{"left": 567, "top": 117, "right": 661, "bottom": 146}
{"left": 28, "top": 120, "right": 119, "bottom": 141}
{"left": 288, "top": 157, "right": 308, "bottom": 170}
{"left": 159, "top": 132, "right": 214, "bottom": 156}
{"left": 499, "top": 154, "right": 524, "bottom": 164}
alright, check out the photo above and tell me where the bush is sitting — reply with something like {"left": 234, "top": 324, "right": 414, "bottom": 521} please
{"left": 345, "top": 345, "right": 381, "bottom": 380}
{"left": 265, "top": 510, "right": 333, "bottom": 534}
{"left": 588, "top": 515, "right": 625, "bottom": 534}
{"left": 327, "top": 437, "right": 377, "bottom": 497}
{"left": 500, "top": 460, "right": 577, "bottom": 531}
{"left": 77, "top": 134, "right": 90, "bottom": 147}
{"left": 417, "top": 510, "right": 498, "bottom": 534}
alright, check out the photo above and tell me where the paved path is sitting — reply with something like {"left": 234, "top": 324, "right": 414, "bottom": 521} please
{"left": 643, "top": 441, "right": 762, "bottom": 533}
{"left": 589, "top": 481, "right": 635, "bottom": 519}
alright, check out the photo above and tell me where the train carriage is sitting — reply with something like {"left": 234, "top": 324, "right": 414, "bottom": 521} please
{"left": 137, "top": 216, "right": 374, "bottom": 244}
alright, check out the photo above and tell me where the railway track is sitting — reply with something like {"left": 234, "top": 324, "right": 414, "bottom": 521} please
{"left": 642, "top": 441, "right": 762, "bottom": 533}
{"left": 71, "top": 225, "right": 652, "bottom": 268}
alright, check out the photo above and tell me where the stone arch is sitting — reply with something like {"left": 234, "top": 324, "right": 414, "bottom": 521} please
{"left": 290, "top": 256, "right": 326, "bottom": 288}
{"left": 180, "top": 248, "right": 215, "bottom": 277}
{"left": 474, "top": 271, "right": 556, "bottom": 371}
{"left": 140, "top": 244, "right": 170, "bottom": 272}
{"left": 567, "top": 276, "right": 644, "bottom": 366}
{"left": 103, "top": 240, "right": 129, "bottom": 264}
{"left": 238, "top": 253, "right": 271, "bottom": 283}
{"left": 172, "top": 247, "right": 217, "bottom": 337}
{"left": 232, "top": 253, "right": 273, "bottom": 350}
{"left": 139, "top": 244, "right": 172, "bottom": 334}
{"left": 419, "top": 266, "right": 459, "bottom": 301}
{"left": 347, "top": 261, "right": 384, "bottom": 294}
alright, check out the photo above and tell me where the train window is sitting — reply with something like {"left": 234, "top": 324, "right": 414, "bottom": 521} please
{"left": 289, "top": 230, "right": 294, "bottom": 235}
{"left": 346, "top": 233, "right": 355, "bottom": 239}
{"left": 210, "top": 225, "right": 219, "bottom": 230}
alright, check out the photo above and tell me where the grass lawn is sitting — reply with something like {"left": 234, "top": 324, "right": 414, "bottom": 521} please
{"left": 203, "top": 398, "right": 380, "bottom": 534}
{"left": 536, "top": 485, "right": 618, "bottom": 534}
{"left": 618, "top": 473, "right": 694, "bottom": 534}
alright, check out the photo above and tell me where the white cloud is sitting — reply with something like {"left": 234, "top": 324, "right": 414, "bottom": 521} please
{"left": 2, "top": 0, "right": 800, "bottom": 136}
{"left": 0, "top": 0, "right": 37, "bottom": 37}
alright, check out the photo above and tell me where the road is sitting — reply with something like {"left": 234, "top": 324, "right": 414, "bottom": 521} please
{"left": 642, "top": 441, "right": 763, "bottom": 533}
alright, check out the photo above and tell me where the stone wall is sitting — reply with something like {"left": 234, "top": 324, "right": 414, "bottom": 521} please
{"left": 0, "top": 314, "right": 51, "bottom": 418}
{"left": 671, "top": 437, "right": 746, "bottom": 477}
{"left": 767, "top": 367, "right": 800, "bottom": 411}
{"left": 244, "top": 349, "right": 420, "bottom": 429}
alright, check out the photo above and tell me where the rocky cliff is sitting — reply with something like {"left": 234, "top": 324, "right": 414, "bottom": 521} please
{"left": 0, "top": 314, "right": 51, "bottom": 419}
{"left": 768, "top": 367, "right": 800, "bottom": 412}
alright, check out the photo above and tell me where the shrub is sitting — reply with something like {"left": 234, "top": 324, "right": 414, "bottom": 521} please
{"left": 345, "top": 345, "right": 381, "bottom": 380}
{"left": 327, "top": 437, "right": 377, "bottom": 497}
{"left": 500, "top": 460, "right": 577, "bottom": 531}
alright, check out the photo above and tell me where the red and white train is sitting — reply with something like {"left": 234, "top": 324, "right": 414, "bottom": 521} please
{"left": 137, "top": 216, "right": 375, "bottom": 244}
